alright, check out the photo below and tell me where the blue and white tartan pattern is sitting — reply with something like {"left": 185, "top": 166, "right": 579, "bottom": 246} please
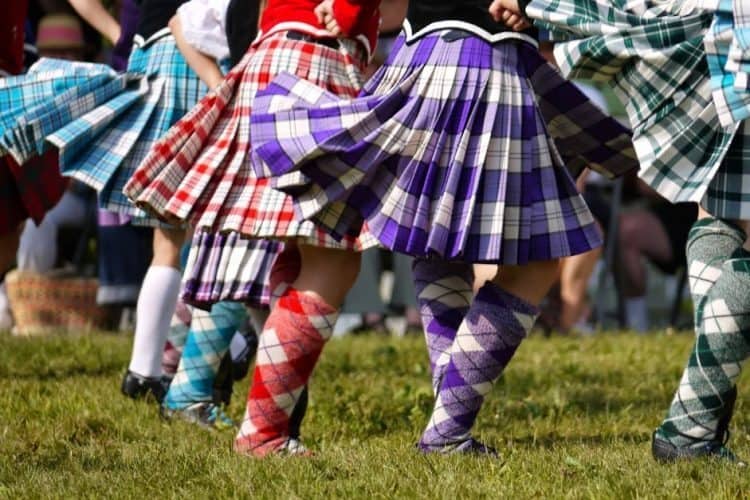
{"left": 526, "top": 0, "right": 750, "bottom": 219}
{"left": 703, "top": 0, "right": 750, "bottom": 126}
{"left": 0, "top": 36, "right": 204, "bottom": 222}
{"left": 164, "top": 300, "right": 248, "bottom": 409}
{"left": 0, "top": 59, "right": 118, "bottom": 164}
{"left": 54, "top": 36, "right": 206, "bottom": 219}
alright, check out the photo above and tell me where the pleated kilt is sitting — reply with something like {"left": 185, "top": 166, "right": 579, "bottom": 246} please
{"left": 0, "top": 59, "right": 78, "bottom": 236}
{"left": 0, "top": 34, "right": 205, "bottom": 225}
{"left": 526, "top": 0, "right": 750, "bottom": 220}
{"left": 249, "top": 32, "right": 633, "bottom": 264}
{"left": 181, "top": 230, "right": 280, "bottom": 309}
{"left": 124, "top": 31, "right": 376, "bottom": 250}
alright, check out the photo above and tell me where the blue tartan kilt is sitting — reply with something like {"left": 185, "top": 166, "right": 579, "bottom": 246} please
{"left": 0, "top": 33, "right": 205, "bottom": 223}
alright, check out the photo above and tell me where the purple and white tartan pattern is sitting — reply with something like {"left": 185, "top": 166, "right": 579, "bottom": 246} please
{"left": 181, "top": 230, "right": 279, "bottom": 310}
{"left": 419, "top": 282, "right": 538, "bottom": 452}
{"left": 250, "top": 34, "right": 602, "bottom": 264}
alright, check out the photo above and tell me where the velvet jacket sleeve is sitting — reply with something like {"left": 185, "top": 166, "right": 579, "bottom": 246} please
{"left": 332, "top": 0, "right": 380, "bottom": 37}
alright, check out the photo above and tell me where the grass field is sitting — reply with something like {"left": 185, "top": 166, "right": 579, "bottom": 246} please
{"left": 1, "top": 329, "right": 748, "bottom": 498}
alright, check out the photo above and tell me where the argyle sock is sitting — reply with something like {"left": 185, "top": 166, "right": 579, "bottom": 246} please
{"left": 657, "top": 248, "right": 750, "bottom": 447}
{"left": 269, "top": 244, "right": 301, "bottom": 307}
{"left": 419, "top": 282, "right": 538, "bottom": 452}
{"left": 685, "top": 218, "right": 746, "bottom": 323}
{"left": 162, "top": 297, "right": 193, "bottom": 378}
{"left": 163, "top": 301, "right": 248, "bottom": 410}
{"left": 234, "top": 287, "right": 337, "bottom": 456}
{"left": 412, "top": 257, "right": 474, "bottom": 394}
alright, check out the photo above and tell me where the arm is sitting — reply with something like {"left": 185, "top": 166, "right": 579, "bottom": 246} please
{"left": 489, "top": 0, "right": 531, "bottom": 31}
{"left": 169, "top": 14, "right": 224, "bottom": 89}
{"left": 332, "top": 0, "right": 380, "bottom": 37}
{"left": 67, "top": 0, "right": 121, "bottom": 44}
{"left": 315, "top": 0, "right": 380, "bottom": 37}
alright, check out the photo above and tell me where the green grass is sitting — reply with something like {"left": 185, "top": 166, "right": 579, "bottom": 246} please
{"left": 1, "top": 330, "right": 748, "bottom": 498}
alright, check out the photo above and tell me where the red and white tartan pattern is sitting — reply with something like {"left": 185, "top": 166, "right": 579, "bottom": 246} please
{"left": 234, "top": 286, "right": 337, "bottom": 456}
{"left": 126, "top": 32, "right": 372, "bottom": 250}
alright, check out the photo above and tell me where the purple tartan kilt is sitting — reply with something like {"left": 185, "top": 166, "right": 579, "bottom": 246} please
{"left": 181, "top": 231, "right": 279, "bottom": 310}
{"left": 251, "top": 32, "right": 614, "bottom": 265}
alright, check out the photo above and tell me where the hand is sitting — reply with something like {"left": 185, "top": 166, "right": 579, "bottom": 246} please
{"left": 315, "top": 0, "right": 342, "bottom": 37}
{"left": 489, "top": 0, "right": 531, "bottom": 31}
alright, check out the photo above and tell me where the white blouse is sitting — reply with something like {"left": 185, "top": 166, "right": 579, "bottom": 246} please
{"left": 176, "top": 0, "right": 231, "bottom": 60}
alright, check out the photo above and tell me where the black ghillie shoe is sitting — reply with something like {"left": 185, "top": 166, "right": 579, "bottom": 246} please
{"left": 652, "top": 387, "right": 745, "bottom": 466}
{"left": 652, "top": 432, "right": 744, "bottom": 465}
{"left": 121, "top": 370, "right": 168, "bottom": 403}
{"left": 418, "top": 438, "right": 499, "bottom": 457}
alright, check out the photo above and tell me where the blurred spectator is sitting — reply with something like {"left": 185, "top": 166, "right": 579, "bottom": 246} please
{"left": 35, "top": 13, "right": 85, "bottom": 59}
{"left": 618, "top": 187, "right": 697, "bottom": 332}
{"left": 342, "top": 249, "right": 421, "bottom": 335}
{"left": 3, "top": 13, "right": 98, "bottom": 331}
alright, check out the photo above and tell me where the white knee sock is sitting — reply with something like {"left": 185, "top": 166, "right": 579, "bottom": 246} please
{"left": 128, "top": 265, "right": 182, "bottom": 378}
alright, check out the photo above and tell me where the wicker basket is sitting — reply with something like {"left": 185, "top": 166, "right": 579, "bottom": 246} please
{"left": 5, "top": 269, "right": 109, "bottom": 336}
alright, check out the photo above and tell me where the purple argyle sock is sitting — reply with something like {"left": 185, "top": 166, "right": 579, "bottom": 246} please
{"left": 412, "top": 258, "right": 474, "bottom": 394}
{"left": 419, "top": 281, "right": 538, "bottom": 452}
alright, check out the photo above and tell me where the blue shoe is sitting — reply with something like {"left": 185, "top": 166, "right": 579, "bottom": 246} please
{"left": 161, "top": 402, "right": 236, "bottom": 430}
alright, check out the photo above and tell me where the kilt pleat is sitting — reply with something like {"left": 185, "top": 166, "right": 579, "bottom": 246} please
{"left": 0, "top": 60, "right": 118, "bottom": 164}
{"left": 526, "top": 0, "right": 750, "bottom": 219}
{"left": 0, "top": 36, "right": 205, "bottom": 224}
{"left": 125, "top": 32, "right": 374, "bottom": 249}
{"left": 250, "top": 33, "right": 608, "bottom": 264}
{"left": 181, "top": 230, "right": 279, "bottom": 309}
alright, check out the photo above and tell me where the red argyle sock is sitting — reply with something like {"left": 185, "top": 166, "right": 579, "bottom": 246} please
{"left": 234, "top": 286, "right": 337, "bottom": 456}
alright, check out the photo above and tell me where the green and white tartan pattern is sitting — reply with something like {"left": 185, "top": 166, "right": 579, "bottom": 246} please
{"left": 660, "top": 255, "right": 750, "bottom": 445}
{"left": 526, "top": 0, "right": 750, "bottom": 219}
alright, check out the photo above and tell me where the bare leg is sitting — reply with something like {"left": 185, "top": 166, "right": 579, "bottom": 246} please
{"left": 558, "top": 248, "right": 601, "bottom": 331}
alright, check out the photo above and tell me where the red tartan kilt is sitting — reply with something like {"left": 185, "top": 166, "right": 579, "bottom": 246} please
{"left": 125, "top": 32, "right": 369, "bottom": 249}
{"left": 0, "top": 152, "right": 66, "bottom": 236}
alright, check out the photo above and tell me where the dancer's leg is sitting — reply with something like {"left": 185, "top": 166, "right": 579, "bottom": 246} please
{"left": 419, "top": 259, "right": 558, "bottom": 453}
{"left": 412, "top": 257, "right": 474, "bottom": 394}
{"left": 235, "top": 244, "right": 360, "bottom": 456}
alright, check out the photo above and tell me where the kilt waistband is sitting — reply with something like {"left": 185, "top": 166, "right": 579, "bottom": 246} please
{"left": 285, "top": 30, "right": 341, "bottom": 51}
{"left": 133, "top": 28, "right": 173, "bottom": 49}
